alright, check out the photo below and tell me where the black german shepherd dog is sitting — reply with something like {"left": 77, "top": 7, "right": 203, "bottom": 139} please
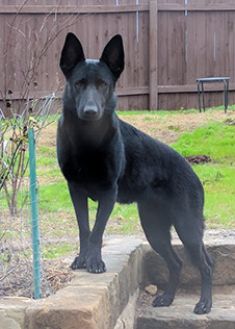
{"left": 57, "top": 33, "right": 212, "bottom": 314}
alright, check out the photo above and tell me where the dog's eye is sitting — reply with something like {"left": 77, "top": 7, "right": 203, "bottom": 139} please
{"left": 97, "top": 79, "right": 108, "bottom": 88}
{"left": 75, "top": 79, "right": 87, "bottom": 88}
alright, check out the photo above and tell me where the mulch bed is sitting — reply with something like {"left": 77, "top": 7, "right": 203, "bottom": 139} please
{"left": 0, "top": 253, "right": 73, "bottom": 298}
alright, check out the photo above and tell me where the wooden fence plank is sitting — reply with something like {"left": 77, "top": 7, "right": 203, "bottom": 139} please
{"left": 149, "top": 0, "right": 158, "bottom": 110}
{"left": 0, "top": 4, "right": 148, "bottom": 14}
{"left": 159, "top": 83, "right": 235, "bottom": 93}
{"left": 158, "top": 3, "right": 235, "bottom": 11}
{"left": 0, "top": 87, "right": 149, "bottom": 100}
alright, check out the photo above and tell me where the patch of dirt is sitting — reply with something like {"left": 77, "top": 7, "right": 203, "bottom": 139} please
{"left": 185, "top": 155, "right": 212, "bottom": 164}
{"left": 37, "top": 121, "right": 57, "bottom": 147}
{"left": 224, "top": 118, "right": 235, "bottom": 126}
{"left": 122, "top": 111, "right": 235, "bottom": 143}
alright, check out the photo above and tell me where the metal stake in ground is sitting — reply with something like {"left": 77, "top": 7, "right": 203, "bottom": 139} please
{"left": 28, "top": 127, "right": 41, "bottom": 299}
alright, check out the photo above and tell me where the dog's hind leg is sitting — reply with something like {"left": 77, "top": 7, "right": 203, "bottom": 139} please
{"left": 203, "top": 244, "right": 213, "bottom": 268}
{"left": 175, "top": 220, "right": 213, "bottom": 314}
{"left": 68, "top": 182, "right": 90, "bottom": 270}
{"left": 138, "top": 202, "right": 183, "bottom": 307}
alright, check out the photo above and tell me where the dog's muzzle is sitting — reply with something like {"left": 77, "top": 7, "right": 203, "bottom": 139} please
{"left": 80, "top": 104, "right": 101, "bottom": 121}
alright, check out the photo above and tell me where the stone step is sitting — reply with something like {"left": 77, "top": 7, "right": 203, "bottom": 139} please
{"left": 142, "top": 243, "right": 235, "bottom": 289}
{"left": 135, "top": 286, "right": 235, "bottom": 329}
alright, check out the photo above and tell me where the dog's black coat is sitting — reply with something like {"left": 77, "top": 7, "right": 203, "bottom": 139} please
{"left": 57, "top": 33, "right": 213, "bottom": 314}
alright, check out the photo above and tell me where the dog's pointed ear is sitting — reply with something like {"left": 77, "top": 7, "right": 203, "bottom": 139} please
{"left": 100, "top": 35, "right": 124, "bottom": 80}
{"left": 60, "top": 33, "right": 85, "bottom": 78}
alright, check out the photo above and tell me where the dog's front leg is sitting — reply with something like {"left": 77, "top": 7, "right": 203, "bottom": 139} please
{"left": 86, "top": 186, "right": 117, "bottom": 273}
{"left": 68, "top": 182, "right": 90, "bottom": 270}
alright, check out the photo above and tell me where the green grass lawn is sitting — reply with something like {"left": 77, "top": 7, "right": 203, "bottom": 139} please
{"left": 172, "top": 122, "right": 235, "bottom": 227}
{"left": 36, "top": 113, "right": 235, "bottom": 235}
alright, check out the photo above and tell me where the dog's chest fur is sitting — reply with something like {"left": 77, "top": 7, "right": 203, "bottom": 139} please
{"left": 57, "top": 120, "right": 126, "bottom": 198}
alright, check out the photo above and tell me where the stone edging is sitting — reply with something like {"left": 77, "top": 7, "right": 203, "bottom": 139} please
{"left": 0, "top": 237, "right": 145, "bottom": 329}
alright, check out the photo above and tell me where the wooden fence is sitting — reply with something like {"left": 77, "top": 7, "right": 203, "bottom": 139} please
{"left": 0, "top": 0, "right": 235, "bottom": 113}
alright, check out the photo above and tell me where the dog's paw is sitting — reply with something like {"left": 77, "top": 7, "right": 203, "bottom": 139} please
{"left": 194, "top": 299, "right": 212, "bottom": 314}
{"left": 152, "top": 293, "right": 174, "bottom": 307}
{"left": 86, "top": 257, "right": 106, "bottom": 274}
{"left": 70, "top": 255, "right": 87, "bottom": 270}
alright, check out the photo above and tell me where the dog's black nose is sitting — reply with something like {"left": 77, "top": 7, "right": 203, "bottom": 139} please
{"left": 83, "top": 105, "right": 98, "bottom": 116}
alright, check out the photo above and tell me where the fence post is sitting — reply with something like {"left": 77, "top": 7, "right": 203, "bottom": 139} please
{"left": 149, "top": 0, "right": 158, "bottom": 110}
{"left": 28, "top": 127, "right": 41, "bottom": 299}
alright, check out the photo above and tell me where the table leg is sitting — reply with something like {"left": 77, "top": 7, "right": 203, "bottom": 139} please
{"left": 224, "top": 80, "right": 229, "bottom": 113}
{"left": 197, "top": 81, "right": 202, "bottom": 112}
{"left": 201, "top": 82, "right": 205, "bottom": 112}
